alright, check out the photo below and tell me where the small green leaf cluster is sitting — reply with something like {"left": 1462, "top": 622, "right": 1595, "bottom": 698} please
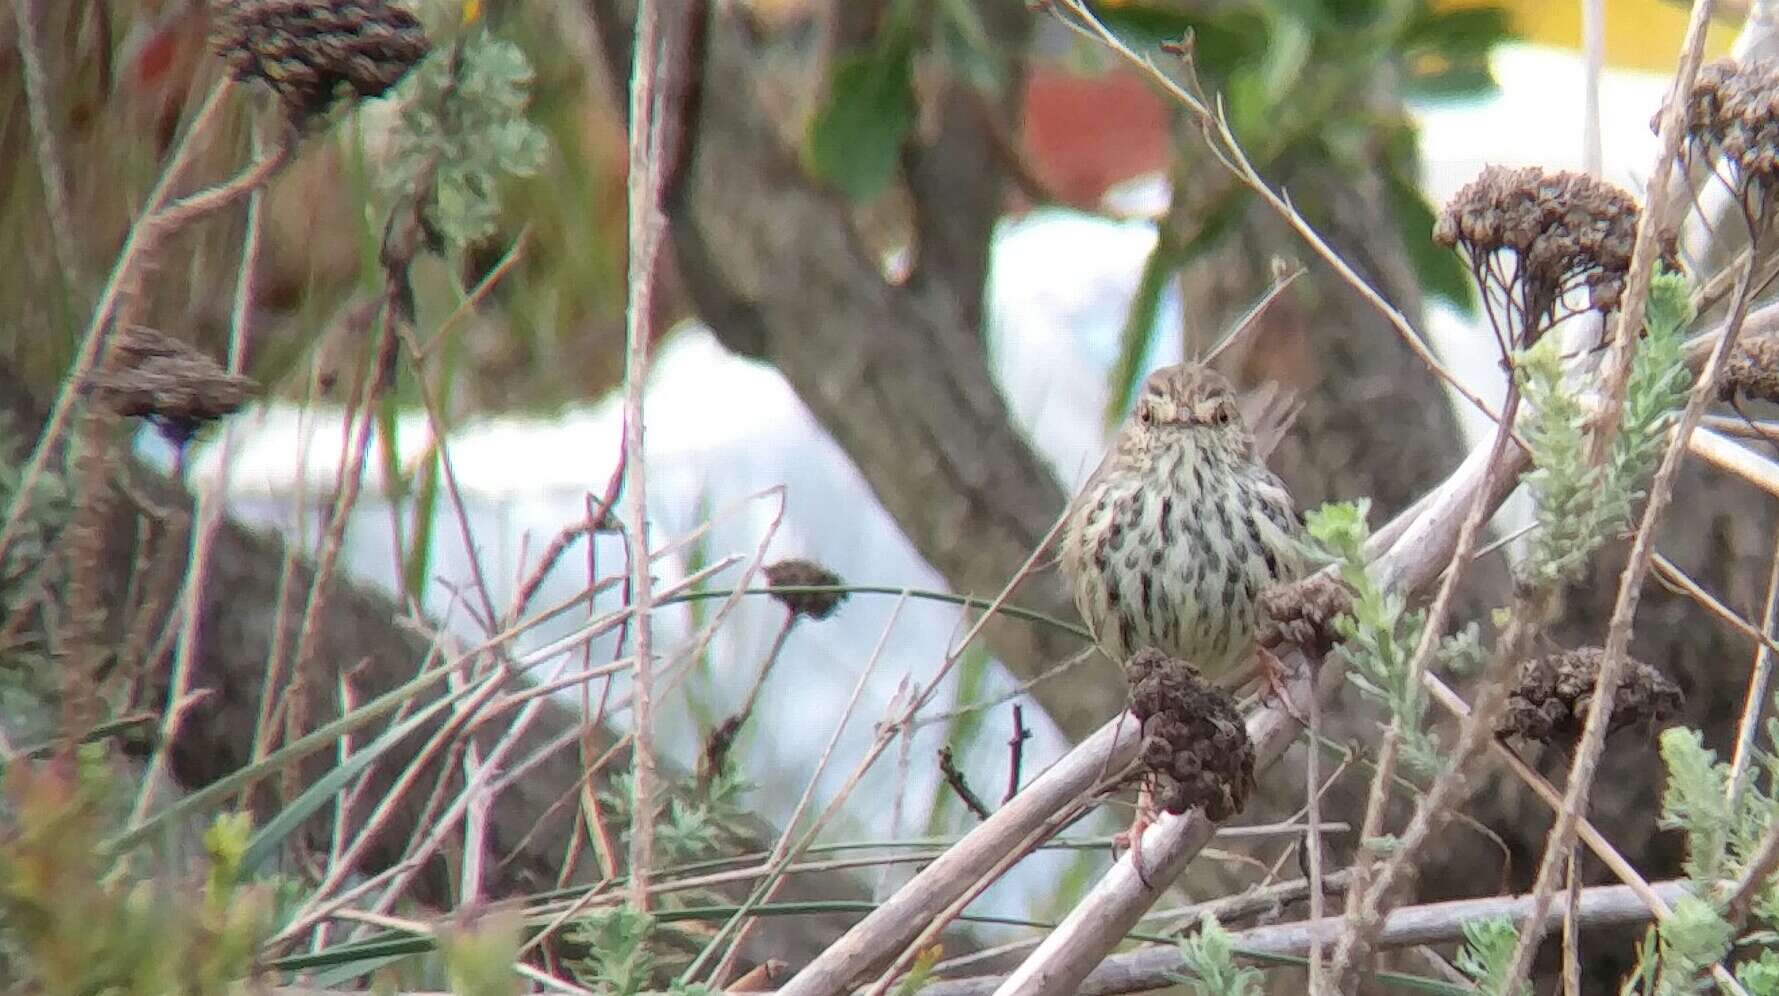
{"left": 1623, "top": 895, "right": 1735, "bottom": 996}
{"left": 1454, "top": 915, "right": 1524, "bottom": 996}
{"left": 1518, "top": 271, "right": 1694, "bottom": 588}
{"left": 1660, "top": 726, "right": 1779, "bottom": 902}
{"left": 604, "top": 766, "right": 756, "bottom": 870}
{"left": 806, "top": 0, "right": 1008, "bottom": 200}
{"left": 383, "top": 28, "right": 550, "bottom": 247}
{"left": 0, "top": 424, "right": 74, "bottom": 744}
{"left": 1739, "top": 948, "right": 1779, "bottom": 995}
{"left": 0, "top": 760, "right": 274, "bottom": 995}
{"left": 569, "top": 906, "right": 658, "bottom": 996}
{"left": 1303, "top": 500, "right": 1477, "bottom": 777}
{"left": 1170, "top": 913, "right": 1263, "bottom": 996}
{"left": 1637, "top": 719, "right": 1779, "bottom": 992}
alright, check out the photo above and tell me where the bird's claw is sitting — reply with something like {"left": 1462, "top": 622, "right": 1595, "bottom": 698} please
{"left": 1113, "top": 814, "right": 1155, "bottom": 888}
{"left": 1257, "top": 645, "right": 1308, "bottom": 725}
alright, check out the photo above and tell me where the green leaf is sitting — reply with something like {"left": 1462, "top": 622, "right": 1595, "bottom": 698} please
{"left": 1660, "top": 726, "right": 1733, "bottom": 881}
{"left": 1400, "top": 6, "right": 1516, "bottom": 61}
{"left": 104, "top": 663, "right": 477, "bottom": 856}
{"left": 806, "top": 33, "right": 918, "bottom": 199}
{"left": 1455, "top": 916, "right": 1524, "bottom": 996}
{"left": 1402, "top": 63, "right": 1499, "bottom": 102}
{"left": 236, "top": 688, "right": 469, "bottom": 879}
{"left": 1380, "top": 129, "right": 1474, "bottom": 314}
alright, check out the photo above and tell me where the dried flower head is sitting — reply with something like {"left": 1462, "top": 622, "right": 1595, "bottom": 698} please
{"left": 762, "top": 559, "right": 848, "bottom": 621}
{"left": 88, "top": 326, "right": 256, "bottom": 449}
{"left": 1498, "top": 646, "right": 1683, "bottom": 747}
{"left": 1435, "top": 166, "right": 1641, "bottom": 349}
{"left": 1125, "top": 649, "right": 1254, "bottom": 821}
{"left": 1674, "top": 58, "right": 1779, "bottom": 226}
{"left": 211, "top": 0, "right": 430, "bottom": 121}
{"left": 1257, "top": 574, "right": 1352, "bottom": 659}
{"left": 1721, "top": 333, "right": 1779, "bottom": 405}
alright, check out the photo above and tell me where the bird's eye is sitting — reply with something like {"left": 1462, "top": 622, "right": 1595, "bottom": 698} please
{"left": 1136, "top": 404, "right": 1154, "bottom": 425}
{"left": 1212, "top": 402, "right": 1232, "bottom": 425}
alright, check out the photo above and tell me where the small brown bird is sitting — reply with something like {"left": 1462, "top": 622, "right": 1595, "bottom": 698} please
{"left": 1063, "top": 363, "right": 1302, "bottom": 675}
{"left": 1062, "top": 363, "right": 1303, "bottom": 869}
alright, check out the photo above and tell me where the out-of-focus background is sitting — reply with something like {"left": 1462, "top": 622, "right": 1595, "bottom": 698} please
{"left": 2, "top": 0, "right": 1772, "bottom": 987}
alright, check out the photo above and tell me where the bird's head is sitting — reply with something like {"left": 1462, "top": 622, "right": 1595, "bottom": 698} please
{"left": 1119, "top": 363, "right": 1256, "bottom": 463}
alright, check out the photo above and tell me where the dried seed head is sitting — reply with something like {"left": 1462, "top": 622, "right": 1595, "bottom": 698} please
{"left": 88, "top": 326, "right": 256, "bottom": 449}
{"left": 1721, "top": 333, "right": 1779, "bottom": 405}
{"left": 211, "top": 0, "right": 430, "bottom": 121}
{"left": 1257, "top": 573, "right": 1352, "bottom": 659}
{"left": 762, "top": 559, "right": 848, "bottom": 621}
{"left": 1436, "top": 166, "right": 1641, "bottom": 344}
{"left": 1125, "top": 649, "right": 1255, "bottom": 821}
{"left": 1674, "top": 58, "right": 1779, "bottom": 213}
{"left": 1498, "top": 646, "right": 1683, "bottom": 747}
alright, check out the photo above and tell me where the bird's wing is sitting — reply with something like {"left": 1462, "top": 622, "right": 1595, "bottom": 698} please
{"left": 1240, "top": 381, "right": 1301, "bottom": 462}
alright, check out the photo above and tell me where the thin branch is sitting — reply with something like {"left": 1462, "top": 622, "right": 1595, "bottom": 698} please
{"left": 1586, "top": 0, "right": 1717, "bottom": 468}
{"left": 1004, "top": 705, "right": 1031, "bottom": 804}
{"left": 1582, "top": 0, "right": 1605, "bottom": 177}
{"left": 622, "top": 0, "right": 671, "bottom": 912}
{"left": 1730, "top": 523, "right": 1779, "bottom": 807}
{"left": 12, "top": 0, "right": 80, "bottom": 288}
{"left": 1050, "top": 0, "right": 1515, "bottom": 437}
{"left": 915, "top": 881, "right": 1696, "bottom": 996}
{"left": 939, "top": 746, "right": 992, "bottom": 821}
{"left": 1340, "top": 380, "right": 1524, "bottom": 955}
{"left": 1725, "top": 816, "right": 1779, "bottom": 926}
{"left": 132, "top": 120, "right": 271, "bottom": 819}
{"left": 693, "top": 594, "right": 909, "bottom": 987}
{"left": 0, "top": 79, "right": 235, "bottom": 568}
{"left": 1501, "top": 178, "right": 1754, "bottom": 993}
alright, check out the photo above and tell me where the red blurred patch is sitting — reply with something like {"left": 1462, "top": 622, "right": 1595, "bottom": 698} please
{"left": 1020, "top": 69, "right": 1169, "bottom": 208}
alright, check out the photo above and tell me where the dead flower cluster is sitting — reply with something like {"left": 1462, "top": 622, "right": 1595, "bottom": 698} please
{"left": 1435, "top": 165, "right": 1642, "bottom": 344}
{"left": 211, "top": 0, "right": 431, "bottom": 121}
{"left": 1125, "top": 648, "right": 1255, "bottom": 821}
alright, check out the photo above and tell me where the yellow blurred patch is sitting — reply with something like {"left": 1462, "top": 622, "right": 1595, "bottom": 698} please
{"left": 462, "top": 0, "right": 482, "bottom": 26}
{"left": 1436, "top": 0, "right": 1736, "bottom": 72}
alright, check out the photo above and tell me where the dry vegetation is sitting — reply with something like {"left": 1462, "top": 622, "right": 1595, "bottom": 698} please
{"left": 12, "top": 1, "right": 1779, "bottom": 994}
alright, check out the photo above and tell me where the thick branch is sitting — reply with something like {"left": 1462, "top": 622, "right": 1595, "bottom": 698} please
{"left": 918, "top": 880, "right": 1693, "bottom": 996}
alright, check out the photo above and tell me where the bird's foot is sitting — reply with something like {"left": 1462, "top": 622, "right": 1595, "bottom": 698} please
{"left": 1257, "top": 645, "right": 1307, "bottom": 724}
{"left": 1112, "top": 781, "right": 1160, "bottom": 888}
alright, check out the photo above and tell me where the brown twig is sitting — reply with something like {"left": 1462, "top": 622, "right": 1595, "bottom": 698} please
{"left": 0, "top": 79, "right": 235, "bottom": 583}
{"left": 621, "top": 0, "right": 671, "bottom": 914}
{"left": 1004, "top": 704, "right": 1031, "bottom": 804}
{"left": 939, "top": 746, "right": 992, "bottom": 821}
{"left": 1501, "top": 168, "right": 1756, "bottom": 996}
{"left": 1337, "top": 378, "right": 1525, "bottom": 965}
{"left": 12, "top": 0, "right": 80, "bottom": 289}
{"left": 131, "top": 120, "right": 272, "bottom": 820}
{"left": 914, "top": 881, "right": 1696, "bottom": 996}
{"left": 1731, "top": 524, "right": 1779, "bottom": 809}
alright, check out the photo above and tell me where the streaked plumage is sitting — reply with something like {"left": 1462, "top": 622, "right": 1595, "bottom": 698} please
{"left": 1062, "top": 364, "right": 1302, "bottom": 677}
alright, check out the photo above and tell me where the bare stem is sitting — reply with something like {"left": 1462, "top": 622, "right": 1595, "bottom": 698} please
{"left": 1498, "top": 197, "right": 1756, "bottom": 996}
{"left": 133, "top": 122, "right": 271, "bottom": 820}
{"left": 12, "top": 0, "right": 80, "bottom": 288}
{"left": 1339, "top": 380, "right": 1524, "bottom": 959}
{"left": 1586, "top": 0, "right": 1717, "bottom": 467}
{"left": 1728, "top": 521, "right": 1779, "bottom": 807}
{"left": 0, "top": 79, "right": 235, "bottom": 569}
{"left": 622, "top": 0, "right": 669, "bottom": 912}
